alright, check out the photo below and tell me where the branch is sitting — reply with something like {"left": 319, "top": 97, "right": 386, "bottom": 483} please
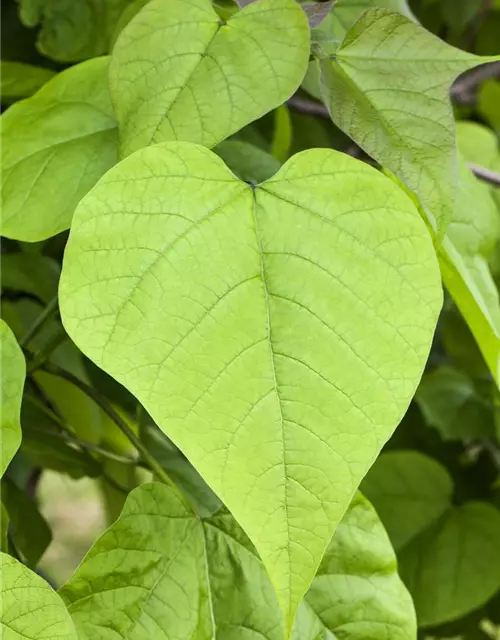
{"left": 286, "top": 96, "right": 500, "bottom": 188}
{"left": 451, "top": 61, "right": 500, "bottom": 105}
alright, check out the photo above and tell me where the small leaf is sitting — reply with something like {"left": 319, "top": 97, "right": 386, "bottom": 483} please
{"left": 478, "top": 80, "right": 500, "bottom": 133}
{"left": 271, "top": 105, "right": 292, "bottom": 163}
{"left": 1, "top": 61, "right": 55, "bottom": 103}
{"left": 1, "top": 57, "right": 118, "bottom": 242}
{"left": 1, "top": 478, "right": 52, "bottom": 567}
{"left": 109, "top": 0, "right": 310, "bottom": 157}
{"left": 60, "top": 141, "right": 441, "bottom": 625}
{"left": 1, "top": 320, "right": 25, "bottom": 478}
{"left": 60, "top": 482, "right": 416, "bottom": 639}
{"left": 214, "top": 139, "right": 281, "bottom": 183}
{"left": 1, "top": 504, "right": 9, "bottom": 553}
{"left": 318, "top": 8, "right": 499, "bottom": 235}
{"left": 363, "top": 452, "right": 500, "bottom": 627}
{"left": 0, "top": 552, "right": 78, "bottom": 640}
{"left": 303, "top": 1, "right": 335, "bottom": 29}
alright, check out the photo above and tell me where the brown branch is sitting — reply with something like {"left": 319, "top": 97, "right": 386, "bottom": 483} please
{"left": 451, "top": 61, "right": 500, "bottom": 105}
{"left": 287, "top": 96, "right": 500, "bottom": 188}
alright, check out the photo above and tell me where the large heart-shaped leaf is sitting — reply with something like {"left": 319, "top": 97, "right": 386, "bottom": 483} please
{"left": 109, "top": 0, "right": 310, "bottom": 157}
{"left": 318, "top": 8, "right": 499, "bottom": 235}
{"left": 1, "top": 57, "right": 118, "bottom": 242}
{"left": 1, "top": 320, "right": 25, "bottom": 478}
{"left": 60, "top": 141, "right": 441, "bottom": 626}
{"left": 362, "top": 451, "right": 500, "bottom": 627}
{"left": 0, "top": 552, "right": 78, "bottom": 640}
{"left": 60, "top": 482, "right": 416, "bottom": 639}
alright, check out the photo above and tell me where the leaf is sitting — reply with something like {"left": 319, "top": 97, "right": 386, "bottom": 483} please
{"left": 214, "top": 139, "right": 282, "bottom": 183}
{"left": 109, "top": 0, "right": 310, "bottom": 157}
{"left": 60, "top": 482, "right": 416, "bottom": 640}
{"left": 478, "top": 80, "right": 500, "bottom": 133}
{"left": 1, "top": 57, "right": 118, "bottom": 242}
{"left": 457, "top": 121, "right": 500, "bottom": 176}
{"left": 1, "top": 253, "right": 60, "bottom": 304}
{"left": 438, "top": 158, "right": 500, "bottom": 385}
{"left": 318, "top": 8, "right": 499, "bottom": 235}
{"left": 1, "top": 504, "right": 9, "bottom": 553}
{"left": 1, "top": 478, "right": 52, "bottom": 567}
{"left": 1, "top": 61, "right": 55, "bottom": 103}
{"left": 59, "top": 141, "right": 441, "bottom": 625}
{"left": 416, "top": 366, "right": 496, "bottom": 440}
{"left": 362, "top": 452, "right": 500, "bottom": 627}
{"left": 1, "top": 321, "right": 25, "bottom": 478}
{"left": 271, "top": 105, "right": 293, "bottom": 163}
{"left": 17, "top": 0, "right": 134, "bottom": 62}
{"left": 0, "top": 552, "right": 78, "bottom": 640}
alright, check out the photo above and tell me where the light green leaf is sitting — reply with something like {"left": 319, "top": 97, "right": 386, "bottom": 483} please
{"left": 1, "top": 321, "right": 25, "bottom": 478}
{"left": 318, "top": 8, "right": 499, "bottom": 235}
{"left": 1, "top": 61, "right": 55, "bottom": 102}
{"left": 0, "top": 552, "right": 78, "bottom": 640}
{"left": 1, "top": 478, "right": 52, "bottom": 567}
{"left": 456, "top": 121, "right": 500, "bottom": 174}
{"left": 17, "top": 0, "right": 134, "bottom": 62}
{"left": 416, "top": 366, "right": 496, "bottom": 440}
{"left": 363, "top": 452, "right": 500, "bottom": 627}
{"left": 60, "top": 141, "right": 441, "bottom": 625}
{"left": 361, "top": 451, "right": 453, "bottom": 550}
{"left": 60, "top": 482, "right": 416, "bottom": 640}
{"left": 1, "top": 57, "right": 118, "bottom": 242}
{"left": 1, "top": 253, "right": 60, "bottom": 304}
{"left": 439, "top": 158, "right": 500, "bottom": 385}
{"left": 214, "top": 139, "right": 281, "bottom": 183}
{"left": 109, "top": 0, "right": 310, "bottom": 157}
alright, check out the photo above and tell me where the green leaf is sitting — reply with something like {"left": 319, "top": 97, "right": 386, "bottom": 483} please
{"left": 1, "top": 253, "right": 60, "bottom": 304}
{"left": 214, "top": 139, "right": 281, "bottom": 183}
{"left": 59, "top": 141, "right": 441, "bottom": 625}
{"left": 363, "top": 452, "right": 500, "bottom": 627}
{"left": 0, "top": 552, "right": 78, "bottom": 640}
{"left": 438, "top": 158, "right": 500, "bottom": 385}
{"left": 1, "top": 504, "right": 9, "bottom": 553}
{"left": 17, "top": 0, "right": 134, "bottom": 62}
{"left": 457, "top": 121, "right": 500, "bottom": 176}
{"left": 1, "top": 61, "right": 55, "bottom": 103}
{"left": 416, "top": 366, "right": 496, "bottom": 440}
{"left": 1, "top": 57, "right": 118, "bottom": 242}
{"left": 60, "top": 482, "right": 416, "bottom": 639}
{"left": 318, "top": 8, "right": 499, "bottom": 235}
{"left": 1, "top": 320, "right": 25, "bottom": 478}
{"left": 478, "top": 80, "right": 500, "bottom": 134}
{"left": 1, "top": 478, "right": 52, "bottom": 567}
{"left": 109, "top": 0, "right": 310, "bottom": 157}
{"left": 271, "top": 105, "right": 293, "bottom": 163}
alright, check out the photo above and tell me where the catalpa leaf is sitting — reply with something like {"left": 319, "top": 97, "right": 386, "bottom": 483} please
{"left": 60, "top": 142, "right": 441, "bottom": 625}
{"left": 1, "top": 61, "right": 55, "bottom": 103}
{"left": 0, "top": 552, "right": 78, "bottom": 640}
{"left": 109, "top": 0, "right": 310, "bottom": 157}
{"left": 214, "top": 139, "right": 281, "bottom": 183}
{"left": 60, "top": 482, "right": 416, "bottom": 639}
{"left": 1, "top": 320, "right": 25, "bottom": 478}
{"left": 1, "top": 57, "right": 118, "bottom": 242}
{"left": 439, "top": 158, "right": 500, "bottom": 385}
{"left": 318, "top": 8, "right": 499, "bottom": 235}
{"left": 362, "top": 451, "right": 500, "bottom": 627}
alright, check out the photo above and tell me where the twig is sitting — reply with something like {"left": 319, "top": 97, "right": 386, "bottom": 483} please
{"left": 37, "top": 361, "right": 175, "bottom": 487}
{"left": 20, "top": 295, "right": 59, "bottom": 347}
{"left": 287, "top": 95, "right": 500, "bottom": 188}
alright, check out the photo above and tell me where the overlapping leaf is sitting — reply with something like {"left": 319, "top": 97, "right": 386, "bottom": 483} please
{"left": 318, "top": 8, "right": 499, "bottom": 235}
{"left": 362, "top": 451, "right": 500, "bottom": 627}
{"left": 0, "top": 553, "right": 78, "bottom": 640}
{"left": 1, "top": 321, "right": 25, "bottom": 478}
{"left": 1, "top": 61, "right": 55, "bottom": 103}
{"left": 60, "top": 482, "right": 416, "bottom": 639}
{"left": 60, "top": 141, "right": 441, "bottom": 625}
{"left": 1, "top": 57, "right": 118, "bottom": 242}
{"left": 109, "top": 0, "right": 310, "bottom": 157}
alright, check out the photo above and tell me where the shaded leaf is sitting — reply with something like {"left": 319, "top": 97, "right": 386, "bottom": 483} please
{"left": 318, "top": 8, "right": 499, "bottom": 235}
{"left": 1, "top": 57, "right": 118, "bottom": 242}
{"left": 271, "top": 105, "right": 293, "bottom": 163}
{"left": 109, "top": 0, "right": 310, "bottom": 157}
{"left": 0, "top": 552, "right": 78, "bottom": 640}
{"left": 478, "top": 80, "right": 500, "bottom": 134}
{"left": 1, "top": 61, "right": 55, "bottom": 103}
{"left": 1, "top": 320, "right": 25, "bottom": 478}
{"left": 363, "top": 451, "right": 500, "bottom": 627}
{"left": 60, "top": 482, "right": 416, "bottom": 640}
{"left": 1, "top": 478, "right": 52, "bottom": 567}
{"left": 214, "top": 139, "right": 281, "bottom": 183}
{"left": 60, "top": 141, "right": 441, "bottom": 625}
{"left": 1, "top": 253, "right": 60, "bottom": 304}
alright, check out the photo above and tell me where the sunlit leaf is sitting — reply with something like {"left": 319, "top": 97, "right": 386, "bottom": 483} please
{"left": 60, "top": 141, "right": 441, "bottom": 625}
{"left": 109, "top": 0, "right": 310, "bottom": 157}
{"left": 1, "top": 321, "right": 25, "bottom": 478}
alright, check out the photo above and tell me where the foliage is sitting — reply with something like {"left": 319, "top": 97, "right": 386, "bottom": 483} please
{"left": 1, "top": 0, "right": 500, "bottom": 638}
